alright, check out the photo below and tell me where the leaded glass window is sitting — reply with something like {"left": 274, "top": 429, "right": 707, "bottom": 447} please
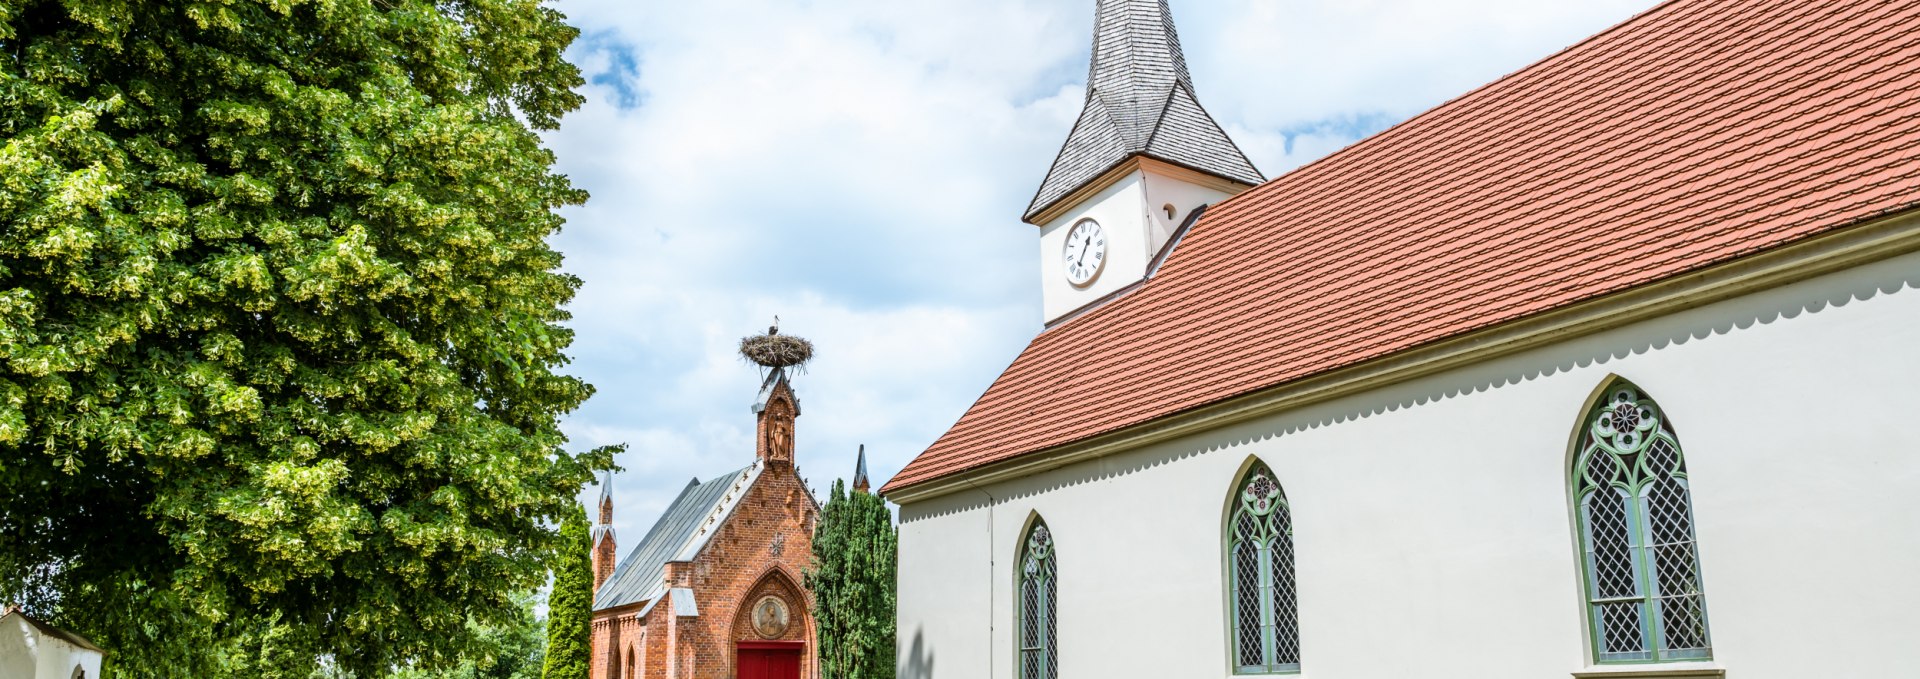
{"left": 1228, "top": 463, "right": 1298, "bottom": 674}
{"left": 1018, "top": 519, "right": 1057, "bottom": 679}
{"left": 1573, "top": 384, "right": 1712, "bottom": 663}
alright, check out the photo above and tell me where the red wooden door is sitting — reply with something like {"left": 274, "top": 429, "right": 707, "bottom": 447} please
{"left": 737, "top": 642, "right": 802, "bottom": 679}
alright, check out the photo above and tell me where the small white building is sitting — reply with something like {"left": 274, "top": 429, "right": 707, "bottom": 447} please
{"left": 884, "top": 0, "right": 1920, "bottom": 678}
{"left": 0, "top": 607, "right": 105, "bottom": 679}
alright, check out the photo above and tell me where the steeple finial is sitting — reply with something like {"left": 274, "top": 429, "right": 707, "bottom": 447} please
{"left": 590, "top": 471, "right": 618, "bottom": 591}
{"left": 1024, "top": 0, "right": 1263, "bottom": 223}
{"left": 853, "top": 445, "right": 871, "bottom": 494}
{"left": 593, "top": 471, "right": 614, "bottom": 535}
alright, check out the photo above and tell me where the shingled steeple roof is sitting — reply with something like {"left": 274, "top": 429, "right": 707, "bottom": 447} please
{"left": 1025, "top": 0, "right": 1263, "bottom": 223}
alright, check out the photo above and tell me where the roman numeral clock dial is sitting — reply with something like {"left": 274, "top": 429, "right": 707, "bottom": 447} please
{"left": 1062, "top": 219, "right": 1107, "bottom": 286}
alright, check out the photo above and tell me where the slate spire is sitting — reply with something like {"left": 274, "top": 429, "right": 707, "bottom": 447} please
{"left": 593, "top": 471, "right": 615, "bottom": 537}
{"left": 853, "top": 445, "right": 870, "bottom": 494}
{"left": 590, "top": 471, "right": 617, "bottom": 590}
{"left": 1025, "top": 0, "right": 1263, "bottom": 223}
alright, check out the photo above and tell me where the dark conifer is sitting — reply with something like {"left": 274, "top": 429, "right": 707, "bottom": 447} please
{"left": 542, "top": 505, "right": 593, "bottom": 679}
{"left": 806, "top": 452, "right": 898, "bottom": 679}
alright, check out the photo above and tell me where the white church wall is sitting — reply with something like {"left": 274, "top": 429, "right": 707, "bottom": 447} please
{"left": 1036, "top": 165, "right": 1241, "bottom": 324}
{"left": 0, "top": 616, "right": 33, "bottom": 679}
{"left": 0, "top": 615, "right": 104, "bottom": 679}
{"left": 1139, "top": 165, "right": 1237, "bottom": 257}
{"left": 1037, "top": 172, "right": 1150, "bottom": 323}
{"left": 897, "top": 247, "right": 1920, "bottom": 679}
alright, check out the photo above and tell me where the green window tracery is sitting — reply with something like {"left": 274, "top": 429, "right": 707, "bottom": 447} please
{"left": 1573, "top": 384, "right": 1712, "bottom": 663}
{"left": 1018, "top": 519, "right": 1057, "bottom": 679}
{"left": 1228, "top": 463, "right": 1298, "bottom": 674}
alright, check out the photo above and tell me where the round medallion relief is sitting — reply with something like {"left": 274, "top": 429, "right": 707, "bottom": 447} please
{"left": 750, "top": 595, "right": 791, "bottom": 639}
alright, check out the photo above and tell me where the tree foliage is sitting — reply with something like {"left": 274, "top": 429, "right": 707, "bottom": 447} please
{"left": 300, "top": 589, "right": 546, "bottom": 679}
{"left": 540, "top": 502, "right": 590, "bottom": 679}
{"left": 0, "top": 0, "right": 611, "bottom": 674}
{"left": 393, "top": 589, "right": 548, "bottom": 679}
{"left": 805, "top": 480, "right": 898, "bottom": 679}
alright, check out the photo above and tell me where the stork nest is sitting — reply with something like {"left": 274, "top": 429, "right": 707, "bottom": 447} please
{"left": 739, "top": 332, "right": 814, "bottom": 369}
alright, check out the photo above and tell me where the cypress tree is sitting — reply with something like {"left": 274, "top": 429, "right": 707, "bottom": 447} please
{"left": 806, "top": 478, "right": 899, "bottom": 679}
{"left": 542, "top": 503, "right": 592, "bottom": 679}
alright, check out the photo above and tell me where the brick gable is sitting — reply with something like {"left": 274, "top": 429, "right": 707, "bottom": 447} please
{"left": 591, "top": 461, "right": 819, "bottom": 679}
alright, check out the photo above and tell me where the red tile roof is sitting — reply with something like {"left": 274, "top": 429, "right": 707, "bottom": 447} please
{"left": 883, "top": 0, "right": 1920, "bottom": 495}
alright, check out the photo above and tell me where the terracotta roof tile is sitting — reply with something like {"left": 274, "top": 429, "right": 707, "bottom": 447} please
{"left": 883, "top": 0, "right": 1920, "bottom": 494}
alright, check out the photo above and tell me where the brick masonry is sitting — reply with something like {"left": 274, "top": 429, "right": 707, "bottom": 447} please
{"left": 591, "top": 375, "right": 819, "bottom": 679}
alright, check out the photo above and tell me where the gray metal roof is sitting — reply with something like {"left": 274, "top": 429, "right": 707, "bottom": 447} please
{"left": 1025, "top": 0, "right": 1263, "bottom": 223}
{"left": 593, "top": 465, "right": 754, "bottom": 610}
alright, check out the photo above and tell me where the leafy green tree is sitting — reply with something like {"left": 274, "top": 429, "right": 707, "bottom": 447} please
{"left": 540, "top": 502, "right": 590, "bottom": 679}
{"left": 394, "top": 589, "right": 548, "bottom": 679}
{"left": 806, "top": 480, "right": 898, "bottom": 679}
{"left": 289, "top": 588, "right": 546, "bottom": 679}
{"left": 300, "top": 589, "right": 546, "bottom": 679}
{"left": 0, "top": 0, "right": 613, "bottom": 674}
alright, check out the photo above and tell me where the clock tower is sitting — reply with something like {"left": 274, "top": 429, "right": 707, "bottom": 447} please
{"left": 1028, "top": 0, "right": 1263, "bottom": 324}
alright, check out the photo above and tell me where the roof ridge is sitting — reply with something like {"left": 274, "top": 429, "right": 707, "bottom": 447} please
{"left": 2, "top": 607, "right": 106, "bottom": 653}
{"left": 594, "top": 467, "right": 754, "bottom": 609}
{"left": 1161, "top": 84, "right": 1263, "bottom": 182}
{"left": 1257, "top": 0, "right": 1695, "bottom": 190}
{"left": 1139, "top": 84, "right": 1182, "bottom": 152}
{"left": 622, "top": 477, "right": 701, "bottom": 557}
{"left": 1023, "top": 96, "right": 1127, "bottom": 216}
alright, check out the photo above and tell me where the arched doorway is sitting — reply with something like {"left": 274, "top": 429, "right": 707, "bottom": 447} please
{"left": 732, "top": 568, "right": 809, "bottom": 679}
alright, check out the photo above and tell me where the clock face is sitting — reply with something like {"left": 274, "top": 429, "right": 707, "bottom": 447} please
{"left": 1062, "top": 219, "right": 1107, "bottom": 286}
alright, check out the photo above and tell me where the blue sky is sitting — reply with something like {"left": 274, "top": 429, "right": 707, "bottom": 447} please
{"left": 542, "top": 0, "right": 1660, "bottom": 542}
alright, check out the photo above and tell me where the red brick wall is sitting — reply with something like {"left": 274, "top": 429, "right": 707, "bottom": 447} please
{"left": 589, "top": 460, "right": 818, "bottom": 679}
{"left": 594, "top": 529, "right": 619, "bottom": 592}
{"left": 681, "top": 463, "right": 817, "bottom": 679}
{"left": 595, "top": 495, "right": 619, "bottom": 591}
{"left": 756, "top": 383, "right": 797, "bottom": 467}
{"left": 728, "top": 571, "right": 808, "bottom": 645}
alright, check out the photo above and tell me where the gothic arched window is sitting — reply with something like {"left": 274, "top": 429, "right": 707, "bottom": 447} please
{"left": 1573, "top": 383, "right": 1712, "bottom": 662}
{"left": 1227, "top": 462, "right": 1298, "bottom": 674}
{"left": 1017, "top": 518, "right": 1057, "bottom": 679}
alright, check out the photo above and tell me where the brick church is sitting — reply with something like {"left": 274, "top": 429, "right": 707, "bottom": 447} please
{"left": 589, "top": 361, "right": 854, "bottom": 679}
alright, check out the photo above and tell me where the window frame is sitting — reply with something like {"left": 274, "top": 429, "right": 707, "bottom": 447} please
{"left": 1225, "top": 461, "right": 1300, "bottom": 675}
{"left": 1016, "top": 517, "right": 1058, "bottom": 679}
{"left": 1570, "top": 382, "right": 1713, "bottom": 665}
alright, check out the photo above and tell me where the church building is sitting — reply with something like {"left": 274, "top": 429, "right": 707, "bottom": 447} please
{"left": 0, "top": 605, "right": 105, "bottom": 679}
{"left": 884, "top": 1, "right": 1920, "bottom": 678}
{"left": 589, "top": 355, "right": 824, "bottom": 679}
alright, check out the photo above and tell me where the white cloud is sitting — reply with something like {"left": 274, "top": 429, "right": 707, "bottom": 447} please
{"left": 543, "top": 0, "right": 1660, "bottom": 542}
